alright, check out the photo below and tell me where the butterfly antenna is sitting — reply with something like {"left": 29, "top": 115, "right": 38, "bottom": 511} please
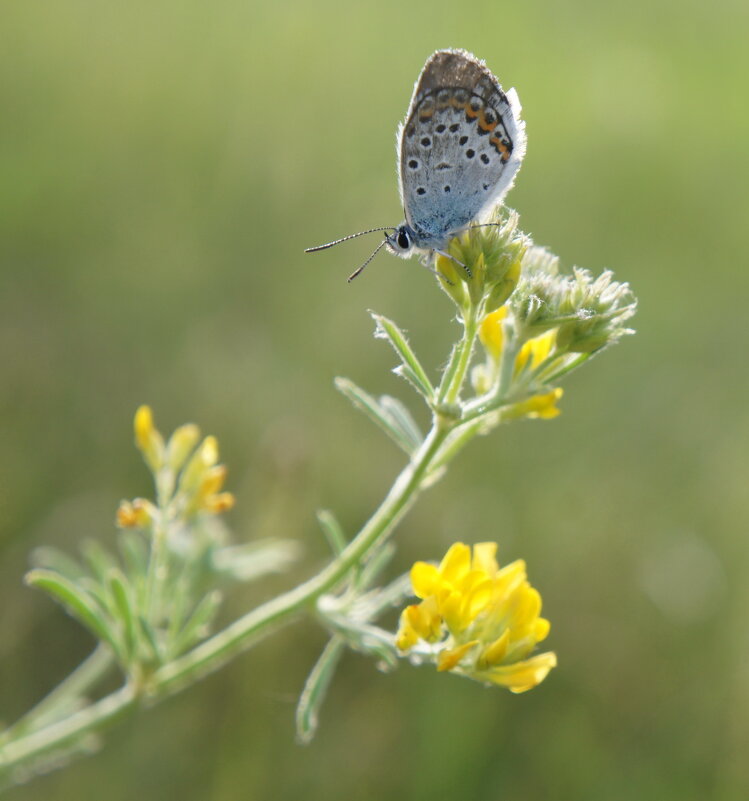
{"left": 305, "top": 227, "right": 395, "bottom": 253}
{"left": 347, "top": 239, "right": 388, "bottom": 282}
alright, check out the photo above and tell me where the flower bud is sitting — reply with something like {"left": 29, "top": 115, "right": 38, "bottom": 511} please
{"left": 167, "top": 423, "right": 201, "bottom": 473}
{"left": 134, "top": 405, "right": 165, "bottom": 472}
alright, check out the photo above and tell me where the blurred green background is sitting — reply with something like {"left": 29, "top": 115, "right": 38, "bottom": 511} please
{"left": 1, "top": 0, "right": 748, "bottom": 798}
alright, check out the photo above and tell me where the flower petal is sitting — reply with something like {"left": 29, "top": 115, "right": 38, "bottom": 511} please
{"left": 437, "top": 640, "right": 479, "bottom": 672}
{"left": 472, "top": 542, "right": 499, "bottom": 575}
{"left": 479, "top": 307, "right": 509, "bottom": 361}
{"left": 479, "top": 629, "right": 510, "bottom": 667}
{"left": 411, "top": 561, "right": 441, "bottom": 598}
{"left": 439, "top": 543, "right": 471, "bottom": 585}
{"left": 481, "top": 651, "right": 557, "bottom": 693}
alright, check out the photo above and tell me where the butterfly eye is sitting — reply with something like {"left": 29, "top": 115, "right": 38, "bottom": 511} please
{"left": 397, "top": 229, "right": 411, "bottom": 249}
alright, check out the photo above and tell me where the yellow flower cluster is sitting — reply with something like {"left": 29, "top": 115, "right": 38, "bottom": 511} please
{"left": 396, "top": 542, "right": 556, "bottom": 693}
{"left": 117, "top": 405, "right": 235, "bottom": 527}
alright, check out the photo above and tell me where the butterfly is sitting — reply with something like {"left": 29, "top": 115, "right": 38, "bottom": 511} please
{"left": 306, "top": 49, "right": 526, "bottom": 281}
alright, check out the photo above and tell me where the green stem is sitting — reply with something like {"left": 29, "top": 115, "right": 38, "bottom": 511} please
{"left": 0, "top": 684, "right": 136, "bottom": 779}
{"left": 438, "top": 308, "right": 479, "bottom": 405}
{"left": 0, "top": 645, "right": 114, "bottom": 746}
{"left": 497, "top": 337, "right": 520, "bottom": 399}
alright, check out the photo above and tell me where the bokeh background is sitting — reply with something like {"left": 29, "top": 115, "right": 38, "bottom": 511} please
{"left": 1, "top": 0, "right": 748, "bottom": 798}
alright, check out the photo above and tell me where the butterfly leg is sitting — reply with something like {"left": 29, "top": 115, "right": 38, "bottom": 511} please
{"left": 433, "top": 249, "right": 473, "bottom": 279}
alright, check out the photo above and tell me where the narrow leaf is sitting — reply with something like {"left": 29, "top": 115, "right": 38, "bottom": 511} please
{"left": 335, "top": 377, "right": 416, "bottom": 455}
{"left": 369, "top": 572, "right": 415, "bottom": 613}
{"left": 79, "top": 577, "right": 118, "bottom": 621}
{"left": 29, "top": 547, "right": 86, "bottom": 582}
{"left": 137, "top": 615, "right": 163, "bottom": 664}
{"left": 333, "top": 620, "right": 399, "bottom": 670}
{"left": 172, "top": 590, "right": 223, "bottom": 657}
{"left": 355, "top": 542, "right": 397, "bottom": 591}
{"left": 80, "top": 540, "right": 118, "bottom": 584}
{"left": 296, "top": 636, "right": 346, "bottom": 745}
{"left": 119, "top": 530, "right": 148, "bottom": 580}
{"left": 211, "top": 539, "right": 301, "bottom": 582}
{"left": 378, "top": 395, "right": 423, "bottom": 453}
{"left": 371, "top": 313, "right": 435, "bottom": 400}
{"left": 316, "top": 510, "right": 347, "bottom": 555}
{"left": 108, "top": 569, "right": 138, "bottom": 660}
{"left": 118, "top": 530, "right": 149, "bottom": 609}
{"left": 25, "top": 569, "right": 114, "bottom": 647}
{"left": 544, "top": 352, "right": 591, "bottom": 382}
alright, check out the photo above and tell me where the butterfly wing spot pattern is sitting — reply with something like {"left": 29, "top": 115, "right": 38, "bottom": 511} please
{"left": 305, "top": 49, "right": 526, "bottom": 280}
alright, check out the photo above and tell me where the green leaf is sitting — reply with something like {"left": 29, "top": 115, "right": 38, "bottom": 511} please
{"left": 367, "top": 572, "right": 414, "bottom": 615}
{"left": 295, "top": 636, "right": 346, "bottom": 745}
{"left": 119, "top": 530, "right": 148, "bottom": 579}
{"left": 316, "top": 510, "right": 347, "bottom": 555}
{"left": 108, "top": 569, "right": 138, "bottom": 660}
{"left": 354, "top": 542, "right": 396, "bottom": 591}
{"left": 137, "top": 615, "right": 163, "bottom": 664}
{"left": 29, "top": 547, "right": 86, "bottom": 583}
{"left": 118, "top": 530, "right": 149, "bottom": 609}
{"left": 171, "top": 591, "right": 223, "bottom": 657}
{"left": 356, "top": 626, "right": 399, "bottom": 671}
{"left": 543, "top": 352, "right": 591, "bottom": 382}
{"left": 25, "top": 570, "right": 115, "bottom": 648}
{"left": 335, "top": 378, "right": 418, "bottom": 455}
{"left": 79, "top": 577, "right": 118, "bottom": 621}
{"left": 80, "top": 540, "right": 118, "bottom": 584}
{"left": 327, "top": 618, "right": 399, "bottom": 671}
{"left": 371, "top": 313, "right": 435, "bottom": 400}
{"left": 377, "top": 395, "right": 423, "bottom": 453}
{"left": 211, "top": 539, "right": 301, "bottom": 582}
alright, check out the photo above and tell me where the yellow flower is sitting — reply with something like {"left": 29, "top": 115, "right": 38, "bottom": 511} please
{"left": 396, "top": 542, "right": 556, "bottom": 693}
{"left": 505, "top": 388, "right": 564, "bottom": 420}
{"left": 479, "top": 307, "right": 558, "bottom": 377}
{"left": 515, "top": 329, "right": 557, "bottom": 373}
{"left": 115, "top": 498, "right": 156, "bottom": 529}
{"left": 178, "top": 435, "right": 236, "bottom": 517}
{"left": 193, "top": 464, "right": 236, "bottom": 515}
{"left": 479, "top": 307, "right": 508, "bottom": 360}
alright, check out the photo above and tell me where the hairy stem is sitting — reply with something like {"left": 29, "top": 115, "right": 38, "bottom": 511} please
{"left": 438, "top": 308, "right": 479, "bottom": 405}
{"left": 0, "top": 684, "right": 136, "bottom": 781}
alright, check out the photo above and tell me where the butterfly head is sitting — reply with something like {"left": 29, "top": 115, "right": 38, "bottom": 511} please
{"left": 385, "top": 223, "right": 417, "bottom": 258}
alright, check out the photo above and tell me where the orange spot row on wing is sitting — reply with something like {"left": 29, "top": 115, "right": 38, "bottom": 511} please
{"left": 416, "top": 96, "right": 511, "bottom": 160}
{"left": 490, "top": 135, "right": 511, "bottom": 161}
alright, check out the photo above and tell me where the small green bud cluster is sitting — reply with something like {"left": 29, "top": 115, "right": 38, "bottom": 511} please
{"left": 436, "top": 211, "right": 528, "bottom": 313}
